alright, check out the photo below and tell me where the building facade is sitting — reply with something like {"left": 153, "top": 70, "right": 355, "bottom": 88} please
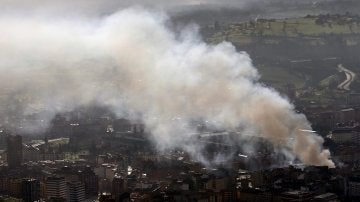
{"left": 6, "top": 135, "right": 22, "bottom": 168}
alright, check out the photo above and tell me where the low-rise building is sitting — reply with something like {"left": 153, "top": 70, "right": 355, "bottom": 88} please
{"left": 330, "top": 126, "right": 360, "bottom": 144}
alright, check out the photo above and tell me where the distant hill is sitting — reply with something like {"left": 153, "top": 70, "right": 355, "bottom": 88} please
{"left": 171, "top": 0, "right": 360, "bottom": 26}
{"left": 200, "top": 14, "right": 360, "bottom": 96}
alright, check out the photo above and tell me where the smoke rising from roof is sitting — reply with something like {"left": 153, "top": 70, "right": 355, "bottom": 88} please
{"left": 0, "top": 7, "right": 334, "bottom": 167}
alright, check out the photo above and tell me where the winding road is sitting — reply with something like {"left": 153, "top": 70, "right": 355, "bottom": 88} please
{"left": 337, "top": 64, "right": 356, "bottom": 91}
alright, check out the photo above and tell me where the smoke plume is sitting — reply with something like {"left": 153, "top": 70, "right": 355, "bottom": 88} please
{"left": 0, "top": 8, "right": 334, "bottom": 167}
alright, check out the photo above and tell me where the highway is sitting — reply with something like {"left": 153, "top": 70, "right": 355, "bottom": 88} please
{"left": 337, "top": 64, "right": 356, "bottom": 91}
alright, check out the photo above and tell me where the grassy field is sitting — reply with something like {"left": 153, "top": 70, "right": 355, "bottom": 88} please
{"left": 206, "top": 15, "right": 360, "bottom": 45}
{"left": 256, "top": 65, "right": 306, "bottom": 89}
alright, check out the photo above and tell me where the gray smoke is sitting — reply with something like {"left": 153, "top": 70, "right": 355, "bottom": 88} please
{"left": 0, "top": 7, "right": 334, "bottom": 167}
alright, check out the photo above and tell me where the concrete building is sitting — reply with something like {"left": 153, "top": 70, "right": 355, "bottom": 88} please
{"left": 205, "top": 177, "right": 229, "bottom": 192}
{"left": 21, "top": 178, "right": 40, "bottom": 202}
{"left": 67, "top": 181, "right": 86, "bottom": 202}
{"left": 313, "top": 193, "right": 338, "bottom": 201}
{"left": 280, "top": 190, "right": 315, "bottom": 202}
{"left": 112, "top": 175, "right": 127, "bottom": 202}
{"left": 45, "top": 177, "right": 67, "bottom": 201}
{"left": 348, "top": 178, "right": 360, "bottom": 197}
{"left": 6, "top": 135, "right": 22, "bottom": 168}
{"left": 78, "top": 166, "right": 99, "bottom": 198}
{"left": 8, "top": 178, "right": 22, "bottom": 198}
{"left": 330, "top": 126, "right": 360, "bottom": 144}
{"left": 250, "top": 170, "right": 271, "bottom": 188}
{"left": 23, "top": 145, "right": 41, "bottom": 162}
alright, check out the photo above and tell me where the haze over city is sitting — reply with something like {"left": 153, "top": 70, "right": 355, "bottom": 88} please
{"left": 0, "top": 0, "right": 359, "bottom": 201}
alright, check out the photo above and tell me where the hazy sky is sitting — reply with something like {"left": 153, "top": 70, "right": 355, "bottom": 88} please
{"left": 0, "top": 0, "right": 269, "bottom": 17}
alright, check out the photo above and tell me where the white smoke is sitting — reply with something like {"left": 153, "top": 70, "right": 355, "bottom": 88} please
{"left": 0, "top": 8, "right": 334, "bottom": 167}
